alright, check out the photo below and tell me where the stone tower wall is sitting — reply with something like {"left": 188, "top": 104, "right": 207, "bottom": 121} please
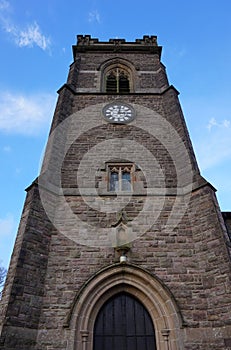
{"left": 0, "top": 35, "right": 230, "bottom": 350}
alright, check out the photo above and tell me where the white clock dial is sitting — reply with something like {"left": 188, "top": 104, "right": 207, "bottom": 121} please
{"left": 102, "top": 102, "right": 135, "bottom": 124}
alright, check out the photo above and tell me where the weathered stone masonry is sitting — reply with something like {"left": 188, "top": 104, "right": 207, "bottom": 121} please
{"left": 0, "top": 35, "right": 231, "bottom": 350}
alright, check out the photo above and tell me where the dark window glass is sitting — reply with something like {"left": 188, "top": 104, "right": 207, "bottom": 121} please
{"left": 122, "top": 171, "right": 131, "bottom": 191}
{"left": 110, "top": 172, "right": 119, "bottom": 191}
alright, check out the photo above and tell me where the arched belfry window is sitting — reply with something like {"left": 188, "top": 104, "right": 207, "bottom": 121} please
{"left": 105, "top": 67, "right": 131, "bottom": 93}
{"left": 93, "top": 292, "right": 157, "bottom": 350}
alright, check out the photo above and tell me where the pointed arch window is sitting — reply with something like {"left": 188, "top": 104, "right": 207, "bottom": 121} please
{"left": 108, "top": 164, "right": 133, "bottom": 192}
{"left": 106, "top": 68, "right": 130, "bottom": 93}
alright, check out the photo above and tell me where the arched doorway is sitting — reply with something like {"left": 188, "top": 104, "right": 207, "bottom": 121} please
{"left": 93, "top": 292, "right": 156, "bottom": 350}
{"left": 65, "top": 264, "right": 184, "bottom": 350}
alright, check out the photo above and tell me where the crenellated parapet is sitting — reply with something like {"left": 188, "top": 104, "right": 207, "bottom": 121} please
{"left": 73, "top": 35, "right": 162, "bottom": 57}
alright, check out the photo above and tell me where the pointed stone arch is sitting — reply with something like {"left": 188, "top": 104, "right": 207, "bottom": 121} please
{"left": 99, "top": 58, "right": 137, "bottom": 92}
{"left": 64, "top": 264, "right": 185, "bottom": 350}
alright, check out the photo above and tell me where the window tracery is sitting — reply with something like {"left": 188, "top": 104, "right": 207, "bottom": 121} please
{"left": 108, "top": 164, "right": 133, "bottom": 192}
{"left": 105, "top": 67, "right": 131, "bottom": 93}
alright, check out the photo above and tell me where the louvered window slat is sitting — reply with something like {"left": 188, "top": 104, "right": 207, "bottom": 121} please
{"left": 105, "top": 68, "right": 130, "bottom": 93}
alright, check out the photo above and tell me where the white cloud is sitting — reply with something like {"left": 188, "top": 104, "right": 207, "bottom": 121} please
{"left": 15, "top": 167, "right": 21, "bottom": 174}
{"left": 182, "top": 97, "right": 231, "bottom": 175}
{"left": 223, "top": 120, "right": 230, "bottom": 128}
{"left": 16, "top": 22, "right": 51, "bottom": 51}
{"left": 0, "top": 1, "right": 51, "bottom": 51}
{"left": 0, "top": 0, "right": 9, "bottom": 11}
{"left": 3, "top": 145, "right": 11, "bottom": 152}
{"left": 88, "top": 10, "right": 101, "bottom": 23}
{"left": 206, "top": 117, "right": 217, "bottom": 130}
{"left": 207, "top": 117, "right": 230, "bottom": 131}
{"left": 0, "top": 214, "right": 14, "bottom": 237}
{"left": 0, "top": 91, "right": 55, "bottom": 135}
{"left": 194, "top": 118, "right": 231, "bottom": 171}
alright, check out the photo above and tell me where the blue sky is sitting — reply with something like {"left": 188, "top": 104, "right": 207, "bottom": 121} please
{"left": 0, "top": 0, "right": 231, "bottom": 269}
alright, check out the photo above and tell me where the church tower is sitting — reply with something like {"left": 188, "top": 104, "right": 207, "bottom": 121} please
{"left": 0, "top": 35, "right": 231, "bottom": 350}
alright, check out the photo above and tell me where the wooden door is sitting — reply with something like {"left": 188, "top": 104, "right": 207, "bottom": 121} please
{"left": 93, "top": 292, "right": 157, "bottom": 350}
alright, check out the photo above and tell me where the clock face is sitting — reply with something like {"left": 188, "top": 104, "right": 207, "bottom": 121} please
{"left": 102, "top": 102, "right": 135, "bottom": 124}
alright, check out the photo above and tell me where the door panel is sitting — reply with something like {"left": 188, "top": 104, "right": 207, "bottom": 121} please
{"left": 93, "top": 292, "right": 157, "bottom": 350}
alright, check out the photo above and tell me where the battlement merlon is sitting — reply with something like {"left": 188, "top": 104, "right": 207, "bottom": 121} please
{"left": 72, "top": 35, "right": 162, "bottom": 59}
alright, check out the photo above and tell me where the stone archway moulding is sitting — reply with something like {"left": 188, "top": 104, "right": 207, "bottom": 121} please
{"left": 98, "top": 57, "right": 137, "bottom": 92}
{"left": 64, "top": 264, "right": 184, "bottom": 350}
